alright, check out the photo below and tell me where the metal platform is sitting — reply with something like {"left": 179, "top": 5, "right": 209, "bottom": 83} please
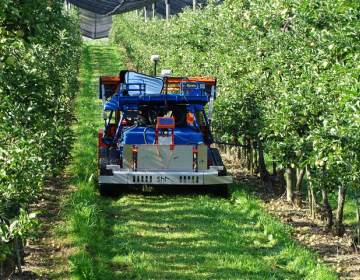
{"left": 99, "top": 170, "right": 232, "bottom": 185}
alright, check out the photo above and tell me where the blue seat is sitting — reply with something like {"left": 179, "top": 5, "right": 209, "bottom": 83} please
{"left": 125, "top": 71, "right": 164, "bottom": 96}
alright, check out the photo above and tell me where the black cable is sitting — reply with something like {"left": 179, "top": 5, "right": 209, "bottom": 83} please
{"left": 214, "top": 141, "right": 257, "bottom": 149}
{"left": 143, "top": 126, "right": 156, "bottom": 144}
{"left": 118, "top": 124, "right": 137, "bottom": 142}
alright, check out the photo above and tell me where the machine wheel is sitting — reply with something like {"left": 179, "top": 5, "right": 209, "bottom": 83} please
{"left": 99, "top": 147, "right": 116, "bottom": 175}
{"left": 99, "top": 147, "right": 109, "bottom": 175}
{"left": 99, "top": 146, "right": 108, "bottom": 158}
{"left": 99, "top": 159, "right": 108, "bottom": 175}
{"left": 208, "top": 184, "right": 229, "bottom": 198}
{"left": 108, "top": 147, "right": 117, "bottom": 164}
{"left": 208, "top": 148, "right": 229, "bottom": 197}
{"left": 99, "top": 184, "right": 123, "bottom": 197}
{"left": 209, "top": 148, "right": 227, "bottom": 176}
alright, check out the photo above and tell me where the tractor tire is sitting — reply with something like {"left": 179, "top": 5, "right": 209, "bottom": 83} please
{"left": 209, "top": 148, "right": 227, "bottom": 176}
{"left": 99, "top": 184, "right": 123, "bottom": 197}
{"left": 208, "top": 148, "right": 229, "bottom": 198}
{"left": 208, "top": 184, "right": 229, "bottom": 198}
{"left": 99, "top": 147, "right": 109, "bottom": 174}
{"left": 99, "top": 147, "right": 114, "bottom": 175}
{"left": 99, "top": 146, "right": 108, "bottom": 159}
{"left": 108, "top": 147, "right": 117, "bottom": 165}
{"left": 99, "top": 159, "right": 108, "bottom": 175}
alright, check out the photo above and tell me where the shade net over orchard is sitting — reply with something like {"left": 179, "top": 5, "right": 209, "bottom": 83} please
{"left": 67, "top": 0, "right": 209, "bottom": 39}
{"left": 80, "top": 9, "right": 113, "bottom": 39}
{"left": 68, "top": 0, "right": 161, "bottom": 15}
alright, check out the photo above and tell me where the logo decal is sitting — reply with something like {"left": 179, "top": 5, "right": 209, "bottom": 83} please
{"left": 157, "top": 176, "right": 174, "bottom": 183}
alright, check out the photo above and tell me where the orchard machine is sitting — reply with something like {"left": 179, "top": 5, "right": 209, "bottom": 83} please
{"left": 98, "top": 56, "right": 232, "bottom": 196}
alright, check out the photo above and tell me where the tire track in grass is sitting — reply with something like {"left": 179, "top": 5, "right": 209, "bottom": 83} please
{"left": 64, "top": 41, "right": 337, "bottom": 280}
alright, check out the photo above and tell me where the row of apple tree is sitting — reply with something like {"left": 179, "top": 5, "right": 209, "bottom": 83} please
{"left": 0, "top": 1, "right": 82, "bottom": 275}
{"left": 109, "top": 0, "right": 360, "bottom": 237}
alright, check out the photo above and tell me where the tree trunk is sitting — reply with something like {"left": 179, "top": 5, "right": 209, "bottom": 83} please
{"left": 295, "top": 168, "right": 305, "bottom": 192}
{"left": 332, "top": 185, "right": 347, "bottom": 236}
{"left": 293, "top": 168, "right": 305, "bottom": 208}
{"left": 355, "top": 188, "right": 360, "bottom": 250}
{"left": 310, "top": 188, "right": 317, "bottom": 219}
{"left": 14, "top": 236, "right": 24, "bottom": 273}
{"left": 232, "top": 137, "right": 241, "bottom": 162}
{"left": 242, "top": 135, "right": 246, "bottom": 158}
{"left": 246, "top": 138, "right": 252, "bottom": 171}
{"left": 253, "top": 140, "right": 258, "bottom": 174}
{"left": 286, "top": 166, "right": 296, "bottom": 202}
{"left": 321, "top": 188, "right": 334, "bottom": 231}
{"left": 322, "top": 188, "right": 329, "bottom": 205}
{"left": 272, "top": 159, "right": 276, "bottom": 176}
{"left": 255, "top": 135, "right": 269, "bottom": 182}
{"left": 308, "top": 187, "right": 313, "bottom": 217}
{"left": 306, "top": 165, "right": 315, "bottom": 218}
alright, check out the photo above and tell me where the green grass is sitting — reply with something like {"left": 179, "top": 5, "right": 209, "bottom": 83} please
{"left": 53, "top": 41, "right": 338, "bottom": 279}
{"left": 98, "top": 190, "right": 337, "bottom": 280}
{"left": 53, "top": 40, "right": 127, "bottom": 279}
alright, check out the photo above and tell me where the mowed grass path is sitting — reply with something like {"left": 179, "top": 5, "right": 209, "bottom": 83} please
{"left": 104, "top": 192, "right": 338, "bottom": 280}
{"left": 62, "top": 41, "right": 338, "bottom": 280}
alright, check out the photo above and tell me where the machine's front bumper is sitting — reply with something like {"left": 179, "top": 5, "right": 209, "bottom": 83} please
{"left": 99, "top": 169, "right": 232, "bottom": 185}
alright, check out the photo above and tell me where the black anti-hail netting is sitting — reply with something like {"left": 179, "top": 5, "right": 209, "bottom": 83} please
{"left": 69, "top": 0, "right": 161, "bottom": 16}
{"left": 67, "top": 0, "right": 208, "bottom": 39}
{"left": 80, "top": 9, "right": 113, "bottom": 39}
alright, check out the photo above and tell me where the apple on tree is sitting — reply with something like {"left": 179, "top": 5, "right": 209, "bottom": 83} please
{"left": 299, "top": 117, "right": 307, "bottom": 125}
{"left": 5, "top": 56, "right": 15, "bottom": 65}
{"left": 16, "top": 30, "right": 25, "bottom": 37}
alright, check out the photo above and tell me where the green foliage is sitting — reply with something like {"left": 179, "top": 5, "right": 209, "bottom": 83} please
{"left": 110, "top": 0, "right": 360, "bottom": 195}
{"left": 0, "top": 0, "right": 82, "bottom": 261}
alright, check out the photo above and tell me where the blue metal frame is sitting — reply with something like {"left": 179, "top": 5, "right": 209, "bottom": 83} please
{"left": 101, "top": 81, "right": 215, "bottom": 147}
{"left": 118, "top": 83, "right": 146, "bottom": 97}
{"left": 102, "top": 110, "right": 114, "bottom": 145}
{"left": 180, "top": 81, "right": 206, "bottom": 96}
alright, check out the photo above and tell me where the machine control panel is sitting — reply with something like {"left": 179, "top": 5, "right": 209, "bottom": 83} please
{"left": 156, "top": 117, "right": 175, "bottom": 129}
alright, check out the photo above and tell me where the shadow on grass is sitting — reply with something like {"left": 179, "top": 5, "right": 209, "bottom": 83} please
{"left": 100, "top": 184, "right": 229, "bottom": 199}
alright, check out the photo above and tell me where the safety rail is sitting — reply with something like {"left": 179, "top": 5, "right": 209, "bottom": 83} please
{"left": 99, "top": 75, "right": 216, "bottom": 98}
{"left": 116, "top": 81, "right": 207, "bottom": 97}
{"left": 118, "top": 83, "right": 146, "bottom": 96}
{"left": 180, "top": 81, "right": 206, "bottom": 96}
